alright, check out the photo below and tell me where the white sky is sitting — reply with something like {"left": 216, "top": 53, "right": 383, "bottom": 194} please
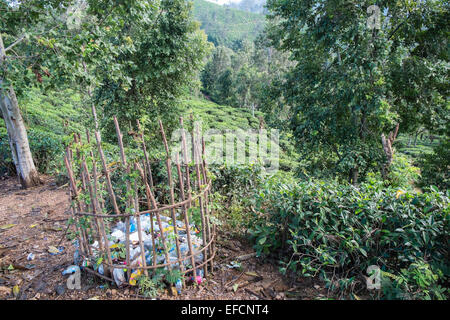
{"left": 204, "top": 0, "right": 243, "bottom": 5}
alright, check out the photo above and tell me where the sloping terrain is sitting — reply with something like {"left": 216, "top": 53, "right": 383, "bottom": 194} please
{"left": 0, "top": 177, "right": 326, "bottom": 300}
{"left": 192, "top": 0, "right": 265, "bottom": 47}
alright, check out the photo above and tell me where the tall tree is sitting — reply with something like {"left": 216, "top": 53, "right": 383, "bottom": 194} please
{"left": 0, "top": 0, "right": 73, "bottom": 187}
{"left": 93, "top": 0, "right": 211, "bottom": 143}
{"left": 266, "top": 0, "right": 449, "bottom": 184}
{"left": 1, "top": 0, "right": 211, "bottom": 188}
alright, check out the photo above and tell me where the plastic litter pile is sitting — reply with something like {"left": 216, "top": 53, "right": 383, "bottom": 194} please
{"left": 68, "top": 214, "right": 205, "bottom": 287}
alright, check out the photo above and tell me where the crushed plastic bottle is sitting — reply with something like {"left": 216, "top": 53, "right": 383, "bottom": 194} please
{"left": 62, "top": 265, "right": 80, "bottom": 275}
{"left": 113, "top": 268, "right": 126, "bottom": 287}
{"left": 98, "top": 264, "right": 104, "bottom": 275}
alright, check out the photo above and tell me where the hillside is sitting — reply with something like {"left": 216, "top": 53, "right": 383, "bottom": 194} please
{"left": 227, "top": 0, "right": 267, "bottom": 14}
{"left": 0, "top": 90, "right": 298, "bottom": 177}
{"left": 192, "top": 0, "right": 265, "bottom": 47}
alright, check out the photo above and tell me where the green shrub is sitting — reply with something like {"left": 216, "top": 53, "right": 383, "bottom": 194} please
{"left": 418, "top": 139, "right": 449, "bottom": 191}
{"left": 249, "top": 177, "right": 449, "bottom": 299}
{"left": 366, "top": 154, "right": 421, "bottom": 191}
{"left": 0, "top": 128, "right": 63, "bottom": 175}
{"left": 381, "top": 259, "right": 448, "bottom": 300}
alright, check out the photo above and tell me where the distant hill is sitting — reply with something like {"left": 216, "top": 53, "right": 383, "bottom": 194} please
{"left": 227, "top": 0, "right": 267, "bottom": 14}
{"left": 204, "top": 0, "right": 267, "bottom": 14}
{"left": 192, "top": 0, "right": 265, "bottom": 47}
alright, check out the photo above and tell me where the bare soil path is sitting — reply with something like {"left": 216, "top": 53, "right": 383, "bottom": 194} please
{"left": 0, "top": 176, "right": 325, "bottom": 300}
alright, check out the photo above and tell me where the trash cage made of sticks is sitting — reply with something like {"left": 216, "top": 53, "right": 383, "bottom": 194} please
{"left": 64, "top": 116, "right": 216, "bottom": 288}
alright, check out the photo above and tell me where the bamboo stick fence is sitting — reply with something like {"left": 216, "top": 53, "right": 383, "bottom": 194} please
{"left": 64, "top": 117, "right": 216, "bottom": 287}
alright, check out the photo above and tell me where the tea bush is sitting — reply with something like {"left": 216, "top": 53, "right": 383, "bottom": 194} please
{"left": 249, "top": 177, "right": 449, "bottom": 299}
{"left": 418, "top": 139, "right": 450, "bottom": 191}
{"left": 0, "top": 127, "right": 63, "bottom": 175}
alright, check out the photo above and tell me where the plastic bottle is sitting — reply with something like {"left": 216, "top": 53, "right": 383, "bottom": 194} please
{"left": 62, "top": 265, "right": 80, "bottom": 275}
{"left": 175, "top": 279, "right": 183, "bottom": 294}
{"left": 73, "top": 248, "right": 80, "bottom": 265}
{"left": 130, "top": 218, "right": 137, "bottom": 233}
{"left": 113, "top": 268, "right": 126, "bottom": 287}
{"left": 98, "top": 264, "right": 104, "bottom": 275}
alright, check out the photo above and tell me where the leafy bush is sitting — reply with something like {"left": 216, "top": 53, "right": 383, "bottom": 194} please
{"left": 208, "top": 164, "right": 262, "bottom": 232}
{"left": 386, "top": 154, "right": 421, "bottom": 190}
{"left": 249, "top": 177, "right": 449, "bottom": 299}
{"left": 418, "top": 139, "right": 449, "bottom": 191}
{"left": 381, "top": 259, "right": 448, "bottom": 300}
{"left": 0, "top": 127, "right": 63, "bottom": 175}
{"left": 365, "top": 154, "right": 421, "bottom": 191}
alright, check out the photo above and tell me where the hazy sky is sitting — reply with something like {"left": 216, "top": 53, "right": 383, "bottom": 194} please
{"left": 205, "top": 0, "right": 243, "bottom": 5}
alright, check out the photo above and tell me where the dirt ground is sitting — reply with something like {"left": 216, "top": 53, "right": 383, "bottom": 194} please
{"left": 0, "top": 176, "right": 327, "bottom": 300}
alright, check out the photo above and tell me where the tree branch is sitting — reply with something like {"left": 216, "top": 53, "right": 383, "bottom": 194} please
{"left": 4, "top": 35, "right": 25, "bottom": 53}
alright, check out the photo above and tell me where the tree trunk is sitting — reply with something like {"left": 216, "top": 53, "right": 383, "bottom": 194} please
{"left": 349, "top": 167, "right": 359, "bottom": 185}
{"left": 0, "top": 84, "right": 42, "bottom": 188}
{"left": 381, "top": 123, "right": 399, "bottom": 180}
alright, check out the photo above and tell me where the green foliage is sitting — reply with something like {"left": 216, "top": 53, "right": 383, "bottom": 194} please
{"left": 1, "top": 0, "right": 211, "bottom": 151}
{"left": 95, "top": 0, "right": 212, "bottom": 143}
{"left": 396, "top": 133, "right": 439, "bottom": 158}
{"left": 181, "top": 96, "right": 299, "bottom": 171}
{"left": 365, "top": 154, "right": 421, "bottom": 191}
{"left": 201, "top": 34, "right": 293, "bottom": 118}
{"left": 381, "top": 260, "right": 448, "bottom": 300}
{"left": 138, "top": 274, "right": 165, "bottom": 298}
{"left": 266, "top": 0, "right": 449, "bottom": 183}
{"left": 192, "top": 0, "right": 265, "bottom": 47}
{"left": 249, "top": 176, "right": 449, "bottom": 299}
{"left": 137, "top": 268, "right": 183, "bottom": 298}
{"left": 0, "top": 88, "right": 83, "bottom": 175}
{"left": 418, "top": 139, "right": 450, "bottom": 191}
{"left": 181, "top": 96, "right": 263, "bottom": 130}
{"left": 208, "top": 163, "right": 262, "bottom": 234}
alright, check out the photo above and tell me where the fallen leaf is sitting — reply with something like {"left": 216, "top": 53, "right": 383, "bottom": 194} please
{"left": 29, "top": 224, "right": 37, "bottom": 228}
{"left": 43, "top": 226, "right": 63, "bottom": 232}
{"left": 232, "top": 283, "right": 239, "bottom": 292}
{"left": 0, "top": 224, "right": 16, "bottom": 230}
{"left": 12, "top": 285, "right": 20, "bottom": 297}
{"left": 88, "top": 296, "right": 100, "bottom": 300}
{"left": 245, "top": 271, "right": 259, "bottom": 277}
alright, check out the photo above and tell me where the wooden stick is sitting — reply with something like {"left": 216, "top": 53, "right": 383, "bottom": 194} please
{"left": 159, "top": 120, "right": 184, "bottom": 276}
{"left": 179, "top": 117, "right": 197, "bottom": 279}
{"left": 64, "top": 152, "right": 87, "bottom": 259}
{"left": 113, "top": 116, "right": 132, "bottom": 280}
{"left": 81, "top": 160, "right": 114, "bottom": 277}
{"left": 73, "top": 135, "right": 93, "bottom": 256}
{"left": 136, "top": 163, "right": 171, "bottom": 271}
{"left": 94, "top": 131, "right": 120, "bottom": 216}
{"left": 201, "top": 136, "right": 214, "bottom": 273}
{"left": 134, "top": 163, "right": 148, "bottom": 277}
{"left": 192, "top": 120, "right": 208, "bottom": 277}
{"left": 175, "top": 154, "right": 195, "bottom": 286}
{"left": 137, "top": 120, "right": 154, "bottom": 188}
